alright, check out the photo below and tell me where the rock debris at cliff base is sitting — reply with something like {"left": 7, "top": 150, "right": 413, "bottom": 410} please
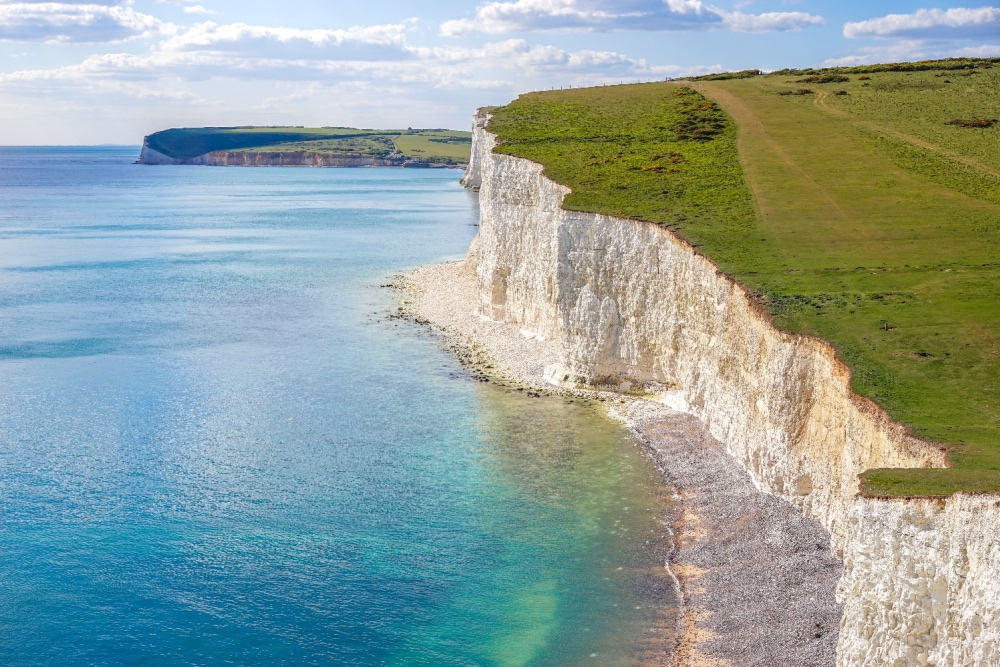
{"left": 402, "top": 259, "right": 843, "bottom": 666}
{"left": 633, "top": 410, "right": 842, "bottom": 666}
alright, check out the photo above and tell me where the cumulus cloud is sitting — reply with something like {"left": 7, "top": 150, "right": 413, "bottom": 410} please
{"left": 154, "top": 0, "right": 215, "bottom": 15}
{"left": 158, "top": 21, "right": 411, "bottom": 60}
{"left": 724, "top": 11, "right": 824, "bottom": 33}
{"left": 825, "top": 38, "right": 1000, "bottom": 67}
{"left": 440, "top": 0, "right": 823, "bottom": 35}
{"left": 0, "top": 2, "right": 168, "bottom": 42}
{"left": 417, "top": 38, "right": 663, "bottom": 76}
{"left": 824, "top": 40, "right": 931, "bottom": 67}
{"left": 844, "top": 7, "right": 1000, "bottom": 40}
{"left": 442, "top": 0, "right": 722, "bottom": 34}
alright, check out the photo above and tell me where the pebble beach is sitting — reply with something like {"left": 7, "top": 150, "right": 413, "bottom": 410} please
{"left": 401, "top": 258, "right": 845, "bottom": 666}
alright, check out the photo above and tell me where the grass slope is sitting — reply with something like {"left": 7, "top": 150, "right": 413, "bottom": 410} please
{"left": 145, "top": 127, "right": 471, "bottom": 163}
{"left": 487, "top": 61, "right": 1000, "bottom": 497}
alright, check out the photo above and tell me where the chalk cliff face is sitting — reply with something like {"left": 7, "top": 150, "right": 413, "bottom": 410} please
{"left": 189, "top": 152, "right": 408, "bottom": 167}
{"left": 137, "top": 144, "right": 181, "bottom": 164}
{"left": 467, "top": 121, "right": 1000, "bottom": 666}
{"left": 137, "top": 147, "right": 408, "bottom": 167}
{"left": 137, "top": 140, "right": 453, "bottom": 168}
{"left": 459, "top": 112, "right": 490, "bottom": 190}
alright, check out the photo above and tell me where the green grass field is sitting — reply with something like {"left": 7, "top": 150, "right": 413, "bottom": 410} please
{"left": 145, "top": 126, "right": 471, "bottom": 163}
{"left": 487, "top": 59, "right": 1000, "bottom": 497}
{"left": 393, "top": 131, "right": 473, "bottom": 162}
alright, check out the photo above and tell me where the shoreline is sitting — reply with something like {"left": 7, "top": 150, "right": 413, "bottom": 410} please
{"left": 399, "top": 259, "right": 844, "bottom": 666}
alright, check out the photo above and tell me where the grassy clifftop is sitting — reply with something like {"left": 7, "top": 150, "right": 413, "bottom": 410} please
{"left": 144, "top": 126, "right": 471, "bottom": 163}
{"left": 487, "top": 58, "right": 1000, "bottom": 497}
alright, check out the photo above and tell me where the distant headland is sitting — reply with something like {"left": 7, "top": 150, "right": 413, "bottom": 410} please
{"left": 137, "top": 126, "right": 471, "bottom": 167}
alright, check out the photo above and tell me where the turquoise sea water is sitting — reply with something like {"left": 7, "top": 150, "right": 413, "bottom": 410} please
{"left": 0, "top": 147, "right": 673, "bottom": 666}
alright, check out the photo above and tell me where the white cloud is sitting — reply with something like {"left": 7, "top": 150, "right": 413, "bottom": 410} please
{"left": 724, "top": 11, "right": 824, "bottom": 33}
{"left": 153, "top": 0, "right": 216, "bottom": 15}
{"left": 844, "top": 7, "right": 1000, "bottom": 40}
{"left": 0, "top": 2, "right": 168, "bottom": 43}
{"left": 440, "top": 0, "right": 823, "bottom": 35}
{"left": 824, "top": 40, "right": 931, "bottom": 66}
{"left": 825, "top": 39, "right": 1000, "bottom": 67}
{"left": 442, "top": 0, "right": 721, "bottom": 35}
{"left": 951, "top": 42, "right": 1000, "bottom": 56}
{"left": 158, "top": 21, "right": 411, "bottom": 60}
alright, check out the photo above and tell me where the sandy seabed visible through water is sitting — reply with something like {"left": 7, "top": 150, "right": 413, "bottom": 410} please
{"left": 399, "top": 258, "right": 845, "bottom": 667}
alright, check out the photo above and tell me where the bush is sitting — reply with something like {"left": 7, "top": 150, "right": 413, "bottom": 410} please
{"left": 671, "top": 98, "right": 726, "bottom": 141}
{"left": 777, "top": 89, "right": 815, "bottom": 96}
{"left": 946, "top": 118, "right": 998, "bottom": 128}
{"left": 682, "top": 69, "right": 762, "bottom": 81}
{"left": 797, "top": 75, "right": 851, "bottom": 84}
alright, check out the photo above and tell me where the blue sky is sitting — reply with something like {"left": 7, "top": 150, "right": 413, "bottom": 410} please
{"left": 0, "top": 0, "right": 998, "bottom": 144}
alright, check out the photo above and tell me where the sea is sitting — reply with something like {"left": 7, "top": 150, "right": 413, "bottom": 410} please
{"left": 0, "top": 147, "right": 673, "bottom": 666}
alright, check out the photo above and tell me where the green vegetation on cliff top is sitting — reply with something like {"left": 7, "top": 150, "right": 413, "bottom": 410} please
{"left": 145, "top": 126, "right": 471, "bottom": 163}
{"left": 486, "top": 57, "right": 1000, "bottom": 497}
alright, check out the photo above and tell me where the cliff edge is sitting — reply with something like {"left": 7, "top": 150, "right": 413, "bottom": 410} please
{"left": 459, "top": 115, "right": 1000, "bottom": 667}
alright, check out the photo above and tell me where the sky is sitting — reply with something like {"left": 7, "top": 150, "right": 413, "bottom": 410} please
{"left": 0, "top": 1, "right": 998, "bottom": 144}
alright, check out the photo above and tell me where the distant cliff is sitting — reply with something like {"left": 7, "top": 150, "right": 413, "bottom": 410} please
{"left": 138, "top": 145, "right": 441, "bottom": 168}
{"left": 137, "top": 126, "right": 471, "bottom": 167}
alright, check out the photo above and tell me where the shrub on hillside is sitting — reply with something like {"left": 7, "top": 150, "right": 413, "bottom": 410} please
{"left": 683, "top": 69, "right": 761, "bottom": 81}
{"left": 797, "top": 75, "right": 851, "bottom": 83}
{"left": 946, "top": 118, "right": 998, "bottom": 128}
{"left": 671, "top": 96, "right": 726, "bottom": 141}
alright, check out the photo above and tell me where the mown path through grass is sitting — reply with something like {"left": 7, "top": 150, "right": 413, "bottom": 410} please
{"left": 812, "top": 91, "right": 1000, "bottom": 181}
{"left": 690, "top": 83, "right": 859, "bottom": 238}
{"left": 695, "top": 77, "right": 1000, "bottom": 496}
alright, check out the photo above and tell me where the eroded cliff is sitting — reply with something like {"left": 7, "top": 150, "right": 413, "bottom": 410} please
{"left": 137, "top": 141, "right": 456, "bottom": 168}
{"left": 466, "top": 121, "right": 1000, "bottom": 666}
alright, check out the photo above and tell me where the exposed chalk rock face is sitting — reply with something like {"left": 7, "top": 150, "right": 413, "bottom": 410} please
{"left": 191, "top": 152, "right": 408, "bottom": 167}
{"left": 459, "top": 111, "right": 490, "bottom": 190}
{"left": 137, "top": 147, "right": 410, "bottom": 167}
{"left": 137, "top": 143, "right": 182, "bottom": 165}
{"left": 137, "top": 140, "right": 458, "bottom": 168}
{"left": 839, "top": 496, "right": 1000, "bottom": 667}
{"left": 467, "top": 121, "right": 1000, "bottom": 666}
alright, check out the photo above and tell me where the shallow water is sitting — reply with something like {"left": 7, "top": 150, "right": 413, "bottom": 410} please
{"left": 0, "top": 148, "right": 673, "bottom": 666}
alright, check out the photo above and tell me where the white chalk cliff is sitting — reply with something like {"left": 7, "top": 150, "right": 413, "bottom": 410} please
{"left": 137, "top": 144, "right": 412, "bottom": 167}
{"left": 463, "top": 115, "right": 1000, "bottom": 666}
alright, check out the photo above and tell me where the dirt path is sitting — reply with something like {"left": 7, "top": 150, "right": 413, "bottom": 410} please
{"left": 813, "top": 91, "right": 1000, "bottom": 181}
{"left": 692, "top": 82, "right": 853, "bottom": 225}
